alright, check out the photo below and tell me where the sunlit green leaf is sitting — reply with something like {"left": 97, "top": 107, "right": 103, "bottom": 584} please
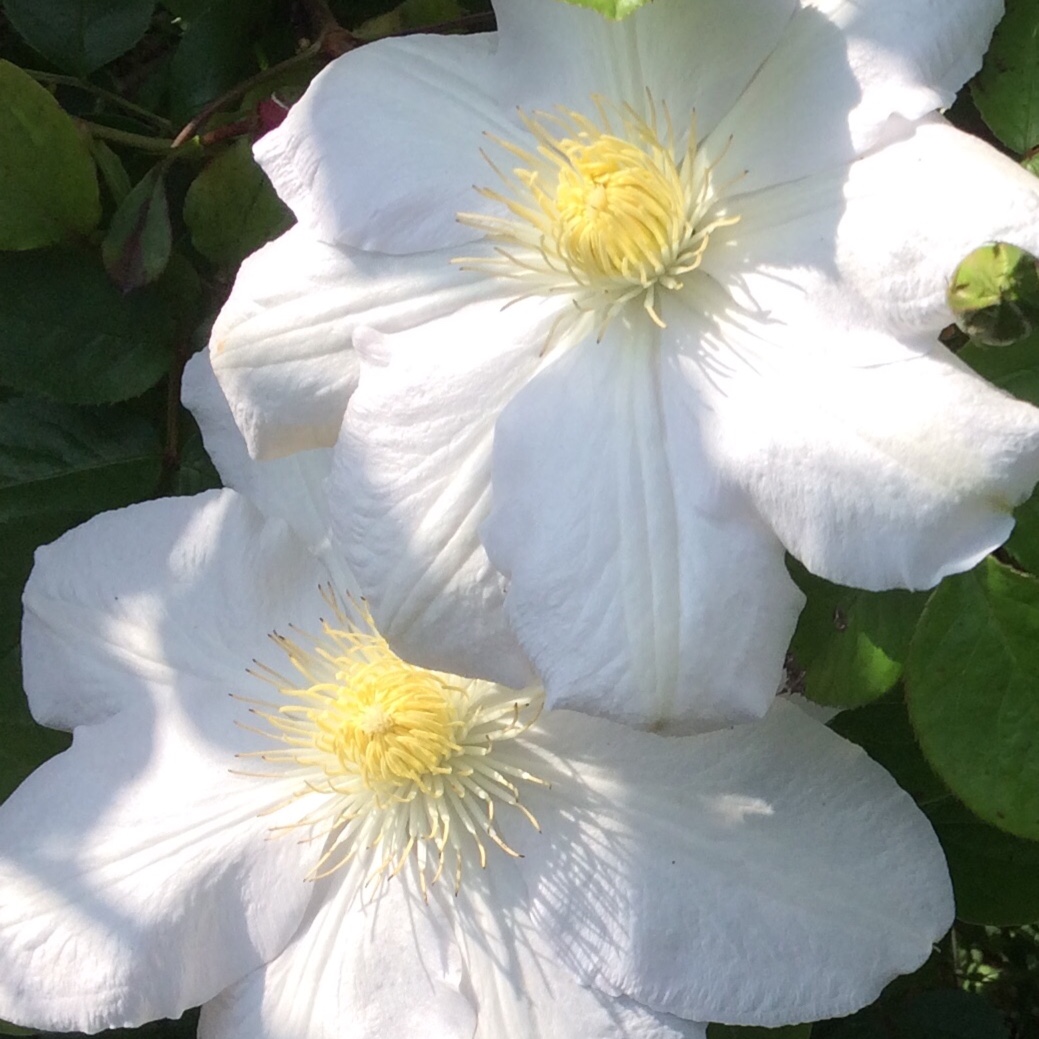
{"left": 948, "top": 244, "right": 1039, "bottom": 347}
{"left": 2, "top": 0, "right": 156, "bottom": 76}
{"left": 102, "top": 165, "right": 172, "bottom": 290}
{"left": 972, "top": 0, "right": 1039, "bottom": 154}
{"left": 183, "top": 139, "right": 292, "bottom": 266}
{"left": 788, "top": 562, "right": 926, "bottom": 708}
{"left": 907, "top": 558, "right": 1039, "bottom": 840}
{"left": 0, "top": 60, "right": 100, "bottom": 249}
{"left": 0, "top": 398, "right": 161, "bottom": 523}
{"left": 0, "top": 248, "right": 173, "bottom": 403}
{"left": 959, "top": 326, "right": 1039, "bottom": 407}
{"left": 557, "top": 0, "right": 650, "bottom": 18}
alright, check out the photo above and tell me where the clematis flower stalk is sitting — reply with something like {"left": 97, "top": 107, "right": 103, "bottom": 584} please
{"left": 209, "top": 0, "right": 1039, "bottom": 732}
{"left": 0, "top": 382, "right": 953, "bottom": 1034}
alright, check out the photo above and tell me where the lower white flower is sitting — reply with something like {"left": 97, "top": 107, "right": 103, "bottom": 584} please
{"left": 0, "top": 490, "right": 953, "bottom": 1038}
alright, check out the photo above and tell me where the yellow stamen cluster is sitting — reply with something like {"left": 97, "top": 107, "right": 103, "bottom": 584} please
{"left": 457, "top": 94, "right": 739, "bottom": 335}
{"left": 239, "top": 591, "right": 544, "bottom": 894}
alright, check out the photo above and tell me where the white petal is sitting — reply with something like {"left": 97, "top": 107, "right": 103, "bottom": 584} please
{"left": 0, "top": 703, "right": 317, "bottom": 1033}
{"left": 707, "top": 0, "right": 1001, "bottom": 195}
{"left": 456, "top": 867, "right": 708, "bottom": 1039}
{"left": 330, "top": 296, "right": 564, "bottom": 689}
{"left": 482, "top": 316, "right": 803, "bottom": 730}
{"left": 508, "top": 700, "right": 953, "bottom": 1026}
{"left": 199, "top": 872, "right": 475, "bottom": 1039}
{"left": 255, "top": 33, "right": 509, "bottom": 252}
{"left": 182, "top": 352, "right": 342, "bottom": 577}
{"left": 22, "top": 491, "right": 326, "bottom": 729}
{"left": 707, "top": 118, "right": 1039, "bottom": 340}
{"left": 209, "top": 226, "right": 488, "bottom": 459}
{"left": 494, "top": 0, "right": 795, "bottom": 140}
{"left": 668, "top": 287, "right": 1039, "bottom": 591}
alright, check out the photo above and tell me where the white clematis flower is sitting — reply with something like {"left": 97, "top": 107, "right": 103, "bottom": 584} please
{"left": 0, "top": 477, "right": 952, "bottom": 1037}
{"left": 210, "top": 0, "right": 1039, "bottom": 731}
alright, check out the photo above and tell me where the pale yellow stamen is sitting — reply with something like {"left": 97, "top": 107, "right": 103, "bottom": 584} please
{"left": 238, "top": 590, "right": 545, "bottom": 894}
{"left": 457, "top": 94, "right": 741, "bottom": 338}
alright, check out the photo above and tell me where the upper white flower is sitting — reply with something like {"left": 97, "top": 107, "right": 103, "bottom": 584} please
{"left": 210, "top": 0, "right": 1039, "bottom": 730}
{"left": 0, "top": 364, "right": 952, "bottom": 1036}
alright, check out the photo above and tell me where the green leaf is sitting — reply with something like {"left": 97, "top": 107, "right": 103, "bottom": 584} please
{"left": 788, "top": 562, "right": 926, "bottom": 708}
{"left": 0, "top": 1015, "right": 36, "bottom": 1035}
{"left": 88, "top": 136, "right": 132, "bottom": 206}
{"left": 168, "top": 410, "right": 220, "bottom": 495}
{"left": 169, "top": 0, "right": 272, "bottom": 124}
{"left": 947, "top": 244, "right": 1039, "bottom": 347}
{"left": 0, "top": 247, "right": 173, "bottom": 403}
{"left": 183, "top": 139, "right": 292, "bottom": 266}
{"left": 829, "top": 694, "right": 947, "bottom": 807}
{"left": 355, "top": 0, "right": 465, "bottom": 38}
{"left": 708, "top": 1026, "right": 811, "bottom": 1039}
{"left": 102, "top": 164, "right": 172, "bottom": 290}
{"left": 959, "top": 326, "right": 1039, "bottom": 407}
{"left": 0, "top": 60, "right": 101, "bottom": 249}
{"left": 0, "top": 398, "right": 161, "bottom": 523}
{"left": 556, "top": 0, "right": 650, "bottom": 18}
{"left": 1006, "top": 489, "right": 1039, "bottom": 575}
{"left": 906, "top": 558, "right": 1039, "bottom": 840}
{"left": 888, "top": 989, "right": 1009, "bottom": 1039}
{"left": 927, "top": 798, "right": 1039, "bottom": 926}
{"left": 0, "top": 644, "right": 71, "bottom": 804}
{"left": 2, "top": 0, "right": 156, "bottom": 76}
{"left": 972, "top": 0, "right": 1039, "bottom": 154}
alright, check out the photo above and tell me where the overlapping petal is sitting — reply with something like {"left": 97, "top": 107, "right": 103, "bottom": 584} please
{"left": 509, "top": 700, "right": 953, "bottom": 1026}
{"left": 209, "top": 227, "right": 495, "bottom": 458}
{"left": 664, "top": 286, "right": 1039, "bottom": 592}
{"left": 482, "top": 317, "right": 803, "bottom": 729}
{"left": 330, "top": 295, "right": 566, "bottom": 690}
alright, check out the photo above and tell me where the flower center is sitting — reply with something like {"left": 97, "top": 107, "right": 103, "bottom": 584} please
{"left": 241, "top": 591, "right": 544, "bottom": 893}
{"left": 457, "top": 95, "right": 739, "bottom": 333}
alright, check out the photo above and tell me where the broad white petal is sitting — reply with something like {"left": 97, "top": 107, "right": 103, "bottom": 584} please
{"left": 331, "top": 296, "right": 565, "bottom": 689}
{"left": 22, "top": 491, "right": 326, "bottom": 729}
{"left": 667, "top": 287, "right": 1039, "bottom": 591}
{"left": 0, "top": 703, "right": 317, "bottom": 1033}
{"left": 494, "top": 0, "right": 795, "bottom": 141}
{"left": 456, "top": 867, "right": 707, "bottom": 1039}
{"left": 508, "top": 700, "right": 952, "bottom": 1026}
{"left": 706, "top": 119, "right": 1039, "bottom": 340}
{"left": 482, "top": 316, "right": 803, "bottom": 731}
{"left": 199, "top": 871, "right": 475, "bottom": 1039}
{"left": 182, "top": 352, "right": 343, "bottom": 580}
{"left": 255, "top": 33, "right": 509, "bottom": 252}
{"left": 707, "top": 0, "right": 1001, "bottom": 195}
{"left": 209, "top": 226, "right": 488, "bottom": 458}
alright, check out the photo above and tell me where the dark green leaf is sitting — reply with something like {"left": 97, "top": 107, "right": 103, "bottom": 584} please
{"left": 2, "top": 0, "right": 156, "bottom": 76}
{"left": 0, "top": 60, "right": 100, "bottom": 249}
{"left": 0, "top": 247, "right": 173, "bottom": 403}
{"left": 183, "top": 139, "right": 292, "bottom": 266}
{"left": 168, "top": 0, "right": 272, "bottom": 124}
{"left": 102, "top": 165, "right": 172, "bottom": 290}
{"left": 88, "top": 136, "right": 132, "bottom": 206}
{"left": 959, "top": 326, "right": 1039, "bottom": 407}
{"left": 708, "top": 1026, "right": 811, "bottom": 1039}
{"left": 888, "top": 989, "right": 1009, "bottom": 1039}
{"left": 168, "top": 410, "right": 221, "bottom": 495}
{"left": 829, "top": 693, "right": 947, "bottom": 807}
{"left": 0, "top": 645, "right": 71, "bottom": 804}
{"left": 972, "top": 0, "right": 1039, "bottom": 154}
{"left": 927, "top": 798, "right": 1039, "bottom": 926}
{"left": 788, "top": 562, "right": 926, "bottom": 708}
{"left": 0, "top": 398, "right": 161, "bottom": 523}
{"left": 0, "top": 1020, "right": 34, "bottom": 1036}
{"left": 906, "top": 558, "right": 1039, "bottom": 840}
